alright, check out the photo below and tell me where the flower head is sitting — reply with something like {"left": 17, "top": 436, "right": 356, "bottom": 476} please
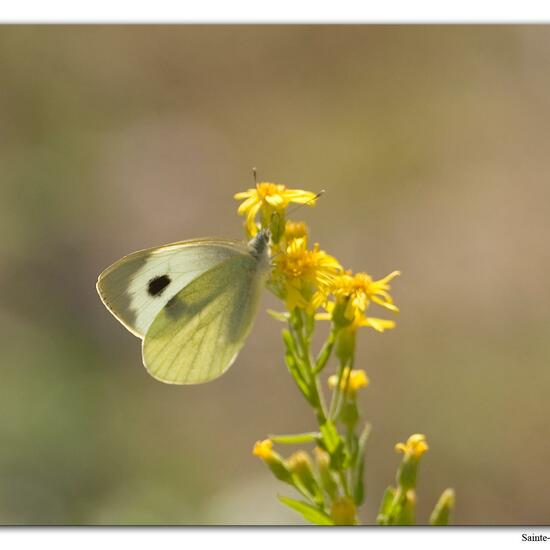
{"left": 328, "top": 368, "right": 369, "bottom": 396}
{"left": 235, "top": 182, "right": 318, "bottom": 237}
{"left": 270, "top": 237, "right": 342, "bottom": 312}
{"left": 326, "top": 269, "right": 400, "bottom": 331}
{"left": 395, "top": 434, "right": 429, "bottom": 460}
{"left": 252, "top": 438, "right": 274, "bottom": 460}
{"left": 395, "top": 434, "right": 429, "bottom": 491}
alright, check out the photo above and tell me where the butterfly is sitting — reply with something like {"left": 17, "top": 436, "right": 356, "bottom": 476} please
{"left": 96, "top": 229, "right": 271, "bottom": 384}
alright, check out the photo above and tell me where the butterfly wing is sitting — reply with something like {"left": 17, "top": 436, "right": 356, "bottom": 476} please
{"left": 96, "top": 239, "right": 246, "bottom": 338}
{"left": 142, "top": 252, "right": 267, "bottom": 384}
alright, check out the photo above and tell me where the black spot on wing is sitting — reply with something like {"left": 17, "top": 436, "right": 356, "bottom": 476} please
{"left": 148, "top": 274, "right": 171, "bottom": 297}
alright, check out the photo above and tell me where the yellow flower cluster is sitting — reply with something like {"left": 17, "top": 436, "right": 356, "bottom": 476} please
{"left": 235, "top": 181, "right": 400, "bottom": 332}
{"left": 271, "top": 236, "right": 342, "bottom": 312}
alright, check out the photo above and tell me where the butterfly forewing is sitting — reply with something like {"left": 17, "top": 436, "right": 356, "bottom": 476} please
{"left": 142, "top": 253, "right": 267, "bottom": 384}
{"left": 96, "top": 239, "right": 247, "bottom": 338}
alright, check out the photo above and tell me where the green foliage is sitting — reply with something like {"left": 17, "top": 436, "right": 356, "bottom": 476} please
{"left": 277, "top": 496, "right": 334, "bottom": 525}
{"left": 257, "top": 305, "right": 455, "bottom": 524}
{"left": 351, "top": 423, "right": 371, "bottom": 506}
{"left": 247, "top": 186, "right": 454, "bottom": 525}
{"left": 269, "top": 432, "right": 321, "bottom": 445}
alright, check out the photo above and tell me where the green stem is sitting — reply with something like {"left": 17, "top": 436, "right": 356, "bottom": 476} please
{"left": 290, "top": 309, "right": 328, "bottom": 424}
{"left": 328, "top": 352, "right": 353, "bottom": 421}
{"left": 338, "top": 471, "right": 351, "bottom": 499}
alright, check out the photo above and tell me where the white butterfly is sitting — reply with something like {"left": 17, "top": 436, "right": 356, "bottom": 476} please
{"left": 97, "top": 229, "right": 271, "bottom": 384}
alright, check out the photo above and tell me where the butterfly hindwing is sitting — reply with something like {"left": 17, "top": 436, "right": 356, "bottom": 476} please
{"left": 96, "top": 239, "right": 247, "bottom": 338}
{"left": 142, "top": 253, "right": 266, "bottom": 384}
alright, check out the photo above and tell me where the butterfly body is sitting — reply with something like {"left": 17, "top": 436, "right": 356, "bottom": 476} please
{"left": 97, "top": 230, "right": 271, "bottom": 384}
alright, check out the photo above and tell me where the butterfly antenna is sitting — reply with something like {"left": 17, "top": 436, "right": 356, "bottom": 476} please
{"left": 286, "top": 189, "right": 325, "bottom": 216}
{"left": 252, "top": 167, "right": 258, "bottom": 185}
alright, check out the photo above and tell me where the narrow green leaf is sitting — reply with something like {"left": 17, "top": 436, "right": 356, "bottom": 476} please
{"left": 304, "top": 311, "right": 315, "bottom": 339}
{"left": 352, "top": 422, "right": 371, "bottom": 505}
{"left": 285, "top": 356, "right": 312, "bottom": 402}
{"left": 282, "top": 329, "right": 297, "bottom": 355}
{"left": 283, "top": 328, "right": 311, "bottom": 385}
{"left": 269, "top": 432, "right": 321, "bottom": 444}
{"left": 320, "top": 420, "right": 349, "bottom": 470}
{"left": 277, "top": 495, "right": 334, "bottom": 525}
{"left": 267, "top": 309, "right": 290, "bottom": 322}
{"left": 291, "top": 475, "right": 325, "bottom": 508}
{"left": 320, "top": 420, "right": 340, "bottom": 454}
{"left": 429, "top": 488, "right": 455, "bottom": 526}
{"left": 282, "top": 330, "right": 312, "bottom": 402}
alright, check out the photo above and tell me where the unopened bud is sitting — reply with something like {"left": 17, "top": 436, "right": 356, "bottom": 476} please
{"left": 331, "top": 496, "right": 357, "bottom": 525}
{"left": 429, "top": 488, "right": 455, "bottom": 526}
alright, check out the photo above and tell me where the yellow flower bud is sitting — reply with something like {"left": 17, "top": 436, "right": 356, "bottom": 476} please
{"left": 284, "top": 220, "right": 308, "bottom": 242}
{"left": 288, "top": 450, "right": 312, "bottom": 474}
{"left": 313, "top": 447, "right": 338, "bottom": 499}
{"left": 328, "top": 368, "right": 369, "bottom": 396}
{"left": 395, "top": 434, "right": 429, "bottom": 491}
{"left": 252, "top": 439, "right": 274, "bottom": 460}
{"left": 330, "top": 496, "right": 357, "bottom": 525}
{"left": 430, "top": 488, "right": 455, "bottom": 526}
{"left": 252, "top": 439, "right": 293, "bottom": 484}
{"left": 288, "top": 451, "right": 321, "bottom": 502}
{"left": 395, "top": 434, "right": 429, "bottom": 460}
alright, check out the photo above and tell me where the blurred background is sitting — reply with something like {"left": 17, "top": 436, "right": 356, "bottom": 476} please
{"left": 0, "top": 25, "right": 549, "bottom": 525}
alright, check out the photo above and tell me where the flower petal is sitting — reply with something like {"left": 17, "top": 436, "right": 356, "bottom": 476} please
{"left": 237, "top": 195, "right": 258, "bottom": 215}
{"left": 245, "top": 202, "right": 261, "bottom": 235}
{"left": 265, "top": 194, "right": 286, "bottom": 208}
{"left": 360, "top": 317, "right": 396, "bottom": 332}
{"left": 234, "top": 189, "right": 255, "bottom": 200}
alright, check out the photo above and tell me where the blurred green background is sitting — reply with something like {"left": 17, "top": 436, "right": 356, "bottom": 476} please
{"left": 1, "top": 25, "right": 549, "bottom": 525}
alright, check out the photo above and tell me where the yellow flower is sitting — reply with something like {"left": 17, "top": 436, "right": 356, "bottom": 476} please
{"left": 324, "top": 269, "right": 400, "bottom": 330}
{"left": 235, "top": 182, "right": 318, "bottom": 236}
{"left": 252, "top": 438, "right": 274, "bottom": 460}
{"left": 270, "top": 237, "right": 342, "bottom": 311}
{"left": 395, "top": 434, "right": 429, "bottom": 460}
{"left": 333, "top": 270, "right": 400, "bottom": 314}
{"left": 328, "top": 367, "right": 369, "bottom": 396}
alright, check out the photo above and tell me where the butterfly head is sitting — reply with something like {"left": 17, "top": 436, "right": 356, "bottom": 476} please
{"left": 248, "top": 228, "right": 271, "bottom": 263}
